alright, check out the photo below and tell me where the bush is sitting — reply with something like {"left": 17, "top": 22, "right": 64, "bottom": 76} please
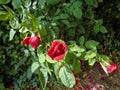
{"left": 0, "top": 0, "right": 120, "bottom": 90}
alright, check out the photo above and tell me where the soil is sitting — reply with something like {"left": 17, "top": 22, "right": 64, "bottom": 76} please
{"left": 80, "top": 63, "right": 120, "bottom": 90}
{"left": 26, "top": 63, "right": 120, "bottom": 90}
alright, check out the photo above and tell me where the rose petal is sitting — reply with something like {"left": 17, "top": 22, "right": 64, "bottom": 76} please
{"left": 85, "top": 85, "right": 91, "bottom": 90}
{"left": 29, "top": 36, "right": 40, "bottom": 49}
{"left": 22, "top": 37, "right": 31, "bottom": 45}
{"left": 47, "top": 40, "right": 67, "bottom": 61}
{"left": 53, "top": 54, "right": 65, "bottom": 60}
{"left": 106, "top": 62, "right": 118, "bottom": 74}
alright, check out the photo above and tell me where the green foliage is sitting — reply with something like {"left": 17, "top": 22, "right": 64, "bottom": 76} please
{"left": 0, "top": 0, "right": 10, "bottom": 4}
{"left": 9, "top": 29, "right": 16, "bottom": 41}
{"left": 0, "top": 0, "right": 120, "bottom": 89}
{"left": 59, "top": 65, "right": 75, "bottom": 88}
{"left": 85, "top": 40, "right": 99, "bottom": 49}
{"left": 0, "top": 83, "right": 11, "bottom": 90}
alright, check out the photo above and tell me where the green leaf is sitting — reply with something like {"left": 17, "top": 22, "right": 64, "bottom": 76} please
{"left": 46, "top": 55, "right": 57, "bottom": 63}
{"left": 93, "top": 0, "right": 98, "bottom": 7}
{"left": 88, "top": 58, "right": 96, "bottom": 66}
{"left": 85, "top": 40, "right": 99, "bottom": 49}
{"left": 98, "top": 0, "right": 103, "bottom": 3}
{"left": 70, "top": 45, "right": 85, "bottom": 53}
{"left": 3, "top": 5, "right": 14, "bottom": 15}
{"left": 68, "top": 29, "right": 75, "bottom": 36}
{"left": 85, "top": 50, "right": 97, "bottom": 59}
{"left": 24, "top": 49, "right": 29, "bottom": 57}
{"left": 38, "top": 0, "right": 46, "bottom": 9}
{"left": 97, "top": 19, "right": 103, "bottom": 25}
{"left": 10, "top": 17, "right": 20, "bottom": 29}
{"left": 50, "top": 29, "right": 56, "bottom": 39}
{"left": 94, "top": 25, "right": 100, "bottom": 34}
{"left": 100, "top": 26, "right": 108, "bottom": 33}
{"left": 39, "top": 26, "right": 47, "bottom": 37}
{"left": 74, "top": 1, "right": 82, "bottom": 7}
{"left": 59, "top": 65, "right": 75, "bottom": 88}
{"left": 54, "top": 62, "right": 62, "bottom": 78}
{"left": 85, "top": 0, "right": 94, "bottom": 5}
{"left": 12, "top": 0, "right": 22, "bottom": 9}
{"left": 100, "top": 55, "right": 110, "bottom": 62}
{"left": 39, "top": 67, "right": 48, "bottom": 89}
{"left": 0, "top": 0, "right": 10, "bottom": 4}
{"left": 24, "top": 0, "right": 31, "bottom": 8}
{"left": 70, "top": 1, "right": 82, "bottom": 19}
{"left": 59, "top": 13, "right": 69, "bottom": 19}
{"left": 47, "top": 0, "right": 61, "bottom": 5}
{"left": 61, "top": 20, "right": 71, "bottom": 27}
{"left": 73, "top": 60, "right": 80, "bottom": 73}
{"left": 37, "top": 45, "right": 44, "bottom": 54}
{"left": 9, "top": 29, "right": 16, "bottom": 41}
{"left": 31, "top": 62, "right": 40, "bottom": 73}
{"left": 0, "top": 11, "right": 10, "bottom": 21}
{"left": 79, "top": 36, "right": 85, "bottom": 45}
{"left": 73, "top": 8, "right": 82, "bottom": 19}
{"left": 38, "top": 53, "right": 46, "bottom": 63}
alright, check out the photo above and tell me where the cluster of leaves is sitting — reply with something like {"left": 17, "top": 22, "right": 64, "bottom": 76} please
{"left": 0, "top": 0, "right": 120, "bottom": 90}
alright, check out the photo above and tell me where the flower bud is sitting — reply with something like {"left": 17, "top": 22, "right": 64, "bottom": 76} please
{"left": 29, "top": 36, "right": 40, "bottom": 49}
{"left": 22, "top": 37, "right": 30, "bottom": 45}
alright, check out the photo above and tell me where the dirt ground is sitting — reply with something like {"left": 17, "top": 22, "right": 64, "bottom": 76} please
{"left": 81, "top": 63, "right": 120, "bottom": 90}
{"left": 27, "top": 63, "right": 120, "bottom": 90}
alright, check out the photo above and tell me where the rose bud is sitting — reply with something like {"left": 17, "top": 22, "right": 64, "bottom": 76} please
{"left": 22, "top": 36, "right": 31, "bottom": 45}
{"left": 106, "top": 62, "right": 118, "bottom": 74}
{"left": 29, "top": 36, "right": 40, "bottom": 49}
{"left": 47, "top": 40, "right": 67, "bottom": 61}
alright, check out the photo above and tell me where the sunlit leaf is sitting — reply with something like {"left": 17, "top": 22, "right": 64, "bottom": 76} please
{"left": 12, "top": 0, "right": 22, "bottom": 9}
{"left": 59, "top": 65, "right": 75, "bottom": 88}
{"left": 9, "top": 29, "right": 16, "bottom": 41}
{"left": 85, "top": 40, "right": 99, "bottom": 49}
{"left": 31, "top": 62, "right": 40, "bottom": 73}
{"left": 100, "top": 26, "right": 108, "bottom": 33}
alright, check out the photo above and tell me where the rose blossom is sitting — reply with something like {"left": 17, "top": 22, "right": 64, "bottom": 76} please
{"left": 29, "top": 36, "right": 40, "bottom": 49}
{"left": 22, "top": 36, "right": 31, "bottom": 45}
{"left": 106, "top": 62, "right": 118, "bottom": 74}
{"left": 47, "top": 40, "right": 67, "bottom": 61}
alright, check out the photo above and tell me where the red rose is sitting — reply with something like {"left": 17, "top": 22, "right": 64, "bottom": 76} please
{"left": 22, "top": 37, "right": 31, "bottom": 45}
{"left": 47, "top": 40, "right": 67, "bottom": 61}
{"left": 29, "top": 36, "right": 40, "bottom": 49}
{"left": 106, "top": 62, "right": 118, "bottom": 74}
